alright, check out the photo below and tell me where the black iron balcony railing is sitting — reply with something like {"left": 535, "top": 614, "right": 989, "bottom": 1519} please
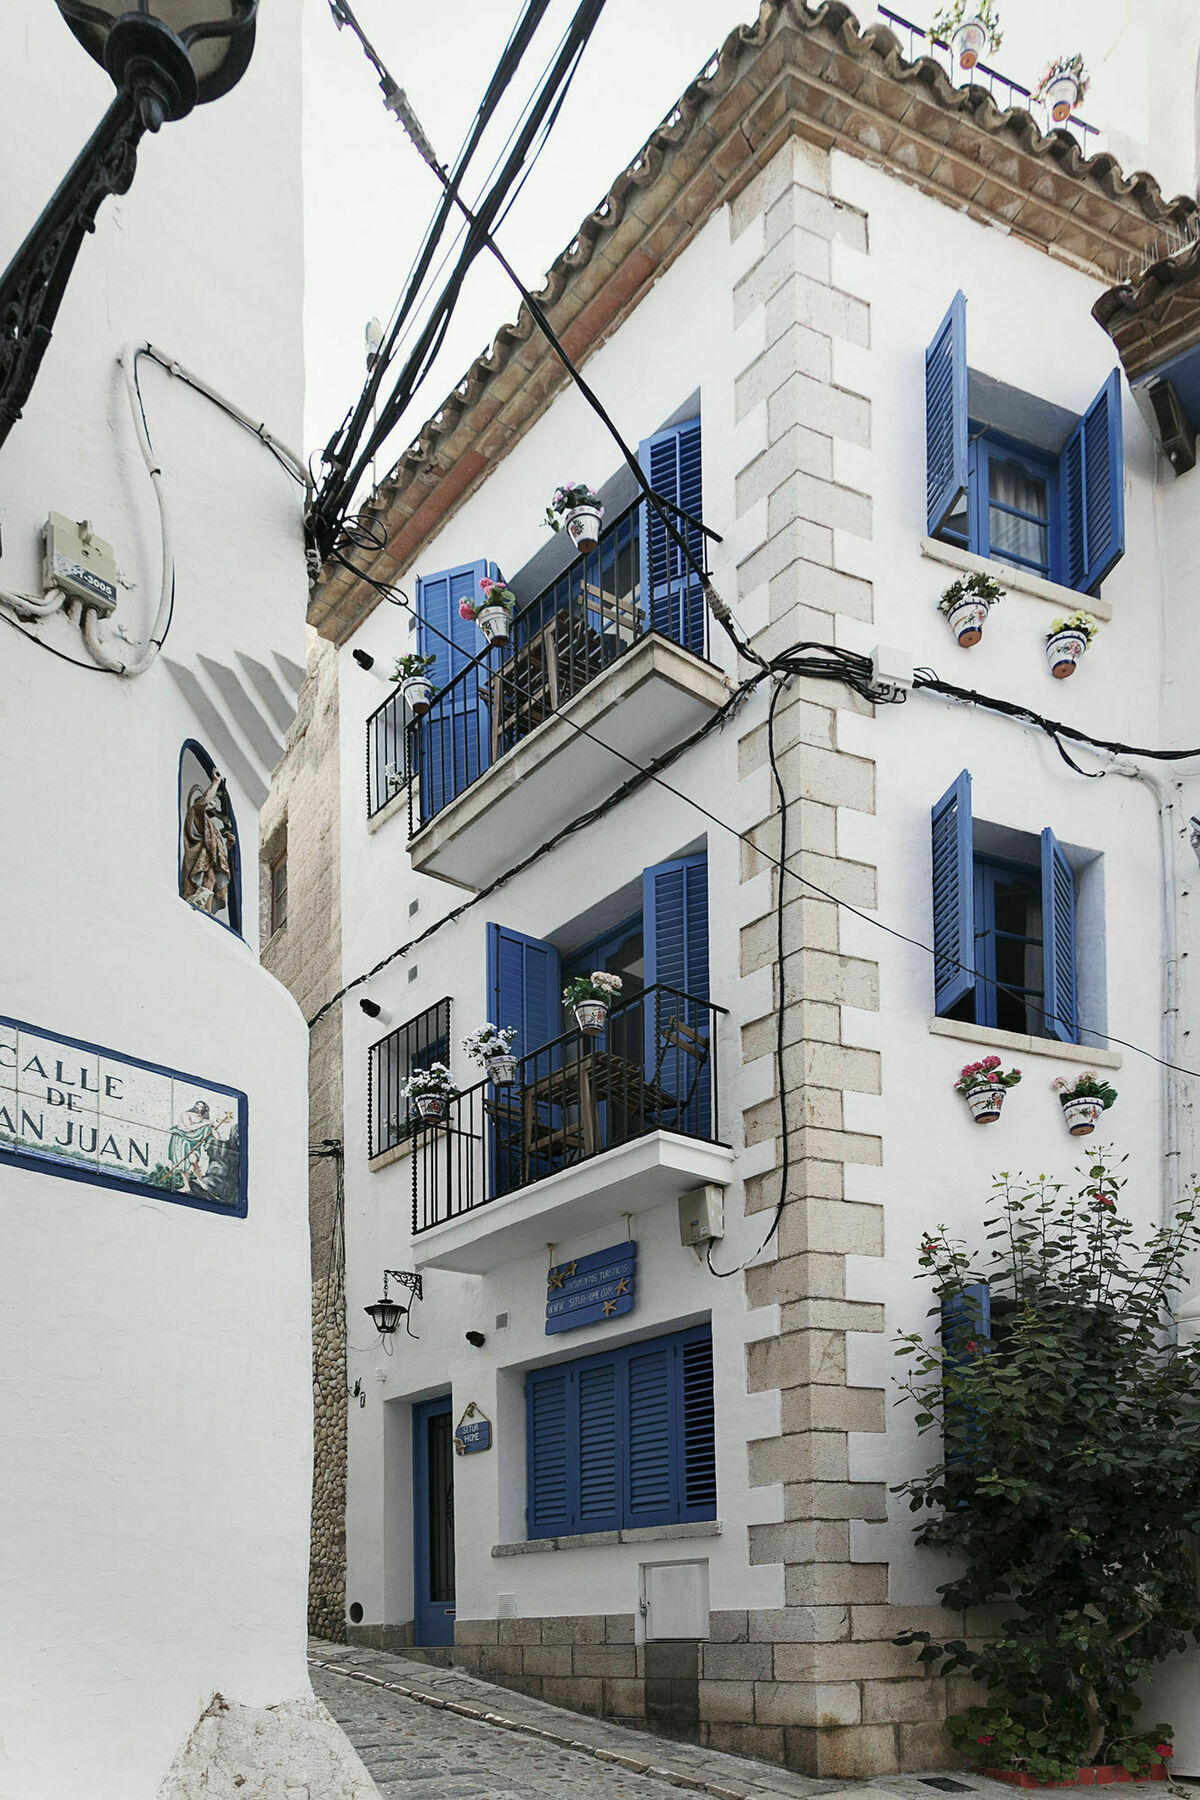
{"left": 408, "top": 983, "right": 724, "bottom": 1236}
{"left": 363, "top": 492, "right": 710, "bottom": 826}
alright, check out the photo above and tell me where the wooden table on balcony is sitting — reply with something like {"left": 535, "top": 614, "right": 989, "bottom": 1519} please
{"left": 488, "top": 581, "right": 646, "bottom": 761}
{"left": 518, "top": 1047, "right": 670, "bottom": 1181}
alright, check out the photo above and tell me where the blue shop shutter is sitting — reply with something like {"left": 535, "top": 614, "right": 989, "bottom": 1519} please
{"left": 1040, "top": 828, "right": 1079, "bottom": 1044}
{"left": 638, "top": 417, "right": 705, "bottom": 656}
{"left": 626, "top": 1340, "right": 677, "bottom": 1526}
{"left": 925, "top": 292, "right": 968, "bottom": 538}
{"left": 576, "top": 1360, "right": 622, "bottom": 1533}
{"left": 941, "top": 1282, "right": 992, "bottom": 1468}
{"left": 527, "top": 1368, "right": 572, "bottom": 1537}
{"left": 931, "top": 771, "right": 974, "bottom": 1016}
{"left": 486, "top": 923, "right": 561, "bottom": 1056}
{"left": 415, "top": 560, "right": 496, "bottom": 820}
{"left": 1060, "top": 370, "right": 1125, "bottom": 594}
{"left": 680, "top": 1326, "right": 717, "bottom": 1517}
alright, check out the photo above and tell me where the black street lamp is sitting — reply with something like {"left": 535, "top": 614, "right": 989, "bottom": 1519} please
{"left": 364, "top": 1269, "right": 423, "bottom": 1337}
{"left": 0, "top": 2, "right": 258, "bottom": 453}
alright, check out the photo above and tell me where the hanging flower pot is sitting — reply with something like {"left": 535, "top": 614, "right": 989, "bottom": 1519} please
{"left": 400, "top": 675, "right": 434, "bottom": 716}
{"left": 573, "top": 999, "right": 609, "bottom": 1036}
{"left": 414, "top": 1092, "right": 448, "bottom": 1120}
{"left": 931, "top": 1, "right": 1002, "bottom": 72}
{"left": 477, "top": 604, "right": 512, "bottom": 645}
{"left": 460, "top": 577, "right": 517, "bottom": 648}
{"left": 1045, "top": 610, "right": 1098, "bottom": 679}
{"left": 564, "top": 970, "right": 624, "bottom": 1038}
{"left": 937, "top": 571, "right": 1006, "bottom": 648}
{"left": 954, "top": 1056, "right": 1021, "bottom": 1122}
{"left": 486, "top": 1054, "right": 518, "bottom": 1085}
{"left": 402, "top": 1061, "right": 457, "bottom": 1123}
{"left": 1044, "top": 74, "right": 1081, "bottom": 121}
{"left": 1034, "top": 54, "right": 1089, "bottom": 124}
{"left": 951, "top": 18, "right": 987, "bottom": 68}
{"left": 1052, "top": 1072, "right": 1118, "bottom": 1135}
{"left": 565, "top": 505, "right": 603, "bottom": 553}
{"left": 462, "top": 1023, "right": 519, "bottom": 1087}
{"left": 545, "top": 480, "right": 604, "bottom": 553}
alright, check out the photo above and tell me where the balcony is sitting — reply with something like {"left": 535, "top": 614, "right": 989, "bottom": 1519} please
{"left": 405, "top": 984, "right": 732, "bottom": 1274}
{"left": 365, "top": 496, "right": 730, "bottom": 889}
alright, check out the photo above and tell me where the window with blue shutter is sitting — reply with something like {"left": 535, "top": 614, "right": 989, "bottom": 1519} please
{"left": 925, "top": 297, "right": 1124, "bottom": 594}
{"left": 638, "top": 417, "right": 705, "bottom": 657}
{"left": 643, "top": 854, "right": 710, "bottom": 1137}
{"left": 930, "top": 778, "right": 1081, "bottom": 1045}
{"left": 486, "top": 923, "right": 561, "bottom": 1056}
{"left": 525, "top": 1323, "right": 716, "bottom": 1539}
{"left": 414, "top": 560, "right": 496, "bottom": 817}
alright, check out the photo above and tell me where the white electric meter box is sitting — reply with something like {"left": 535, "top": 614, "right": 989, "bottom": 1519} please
{"left": 640, "top": 1559, "right": 710, "bottom": 1641}
{"left": 43, "top": 512, "right": 118, "bottom": 614}
{"left": 678, "top": 1183, "right": 724, "bottom": 1247}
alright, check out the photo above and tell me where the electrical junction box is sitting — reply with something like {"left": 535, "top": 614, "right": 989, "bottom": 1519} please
{"left": 869, "top": 644, "right": 915, "bottom": 697}
{"left": 43, "top": 512, "right": 118, "bottom": 614}
{"left": 678, "top": 1184, "right": 725, "bottom": 1247}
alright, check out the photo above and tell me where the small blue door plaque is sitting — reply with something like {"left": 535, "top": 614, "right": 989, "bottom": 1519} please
{"left": 545, "top": 1241, "right": 637, "bottom": 1334}
{"left": 454, "top": 1402, "right": 492, "bottom": 1455}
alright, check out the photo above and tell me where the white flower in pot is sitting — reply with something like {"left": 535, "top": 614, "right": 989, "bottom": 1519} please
{"left": 563, "top": 970, "right": 623, "bottom": 1036}
{"left": 392, "top": 650, "right": 438, "bottom": 716}
{"left": 1034, "top": 52, "right": 1089, "bottom": 124}
{"left": 938, "top": 571, "right": 1006, "bottom": 647}
{"left": 460, "top": 578, "right": 517, "bottom": 646}
{"left": 954, "top": 1055, "right": 1021, "bottom": 1122}
{"left": 931, "top": 0, "right": 1002, "bottom": 72}
{"left": 462, "top": 1022, "right": 519, "bottom": 1086}
{"left": 545, "top": 480, "right": 605, "bottom": 554}
{"left": 1052, "top": 1071, "right": 1117, "bottom": 1136}
{"left": 402, "top": 1061, "right": 457, "bottom": 1122}
{"left": 1045, "top": 609, "right": 1099, "bottom": 679}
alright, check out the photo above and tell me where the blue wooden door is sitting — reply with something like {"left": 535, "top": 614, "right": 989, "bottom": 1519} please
{"left": 413, "top": 1395, "right": 455, "bottom": 1646}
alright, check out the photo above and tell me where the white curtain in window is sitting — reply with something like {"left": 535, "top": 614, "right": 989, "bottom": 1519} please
{"left": 989, "top": 461, "right": 1048, "bottom": 570}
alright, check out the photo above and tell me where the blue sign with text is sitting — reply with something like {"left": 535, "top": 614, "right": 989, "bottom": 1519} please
{"left": 454, "top": 1405, "right": 492, "bottom": 1454}
{"left": 545, "top": 1241, "right": 637, "bottom": 1335}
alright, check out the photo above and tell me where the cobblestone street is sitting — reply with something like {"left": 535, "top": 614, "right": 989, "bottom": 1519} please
{"left": 310, "top": 1641, "right": 1013, "bottom": 1800}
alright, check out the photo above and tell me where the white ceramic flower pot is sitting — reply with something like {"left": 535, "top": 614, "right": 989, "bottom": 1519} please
{"left": 1046, "top": 629, "right": 1089, "bottom": 679}
{"left": 1061, "top": 1094, "right": 1105, "bottom": 1136}
{"left": 565, "top": 505, "right": 602, "bottom": 553}
{"left": 401, "top": 675, "right": 434, "bottom": 716}
{"left": 951, "top": 19, "right": 987, "bottom": 69}
{"left": 477, "top": 605, "right": 512, "bottom": 645}
{"left": 486, "top": 1054, "right": 518, "bottom": 1085}
{"left": 946, "top": 598, "right": 990, "bottom": 647}
{"left": 573, "top": 999, "right": 609, "bottom": 1036}
{"left": 1045, "top": 74, "right": 1081, "bottom": 122}
{"left": 415, "top": 1092, "right": 448, "bottom": 1120}
{"left": 964, "top": 1082, "right": 1007, "bottom": 1123}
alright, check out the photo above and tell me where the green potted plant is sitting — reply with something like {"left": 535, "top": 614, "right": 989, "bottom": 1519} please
{"left": 392, "top": 650, "right": 437, "bottom": 716}
{"left": 461, "top": 1022, "right": 519, "bottom": 1086}
{"left": 459, "top": 575, "right": 516, "bottom": 647}
{"left": 1052, "top": 1070, "right": 1118, "bottom": 1136}
{"left": 895, "top": 1158, "right": 1200, "bottom": 1788}
{"left": 1046, "top": 610, "right": 1099, "bottom": 679}
{"left": 938, "top": 571, "right": 1006, "bottom": 647}
{"left": 563, "top": 969, "right": 623, "bottom": 1036}
{"left": 1034, "top": 53, "right": 1089, "bottom": 123}
{"left": 931, "top": 0, "right": 1002, "bottom": 71}
{"left": 401, "top": 1061, "right": 457, "bottom": 1122}
{"left": 954, "top": 1055, "right": 1021, "bottom": 1122}
{"left": 545, "top": 480, "right": 604, "bottom": 553}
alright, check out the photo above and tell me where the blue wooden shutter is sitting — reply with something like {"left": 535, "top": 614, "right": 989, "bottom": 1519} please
{"left": 638, "top": 417, "right": 705, "bottom": 656}
{"left": 1040, "top": 827, "right": 1079, "bottom": 1044}
{"left": 1059, "top": 370, "right": 1124, "bottom": 594}
{"left": 576, "top": 1358, "right": 622, "bottom": 1532}
{"left": 486, "top": 923, "right": 561, "bottom": 1056}
{"left": 931, "top": 772, "right": 974, "bottom": 1016}
{"left": 941, "top": 1282, "right": 991, "bottom": 1468}
{"left": 680, "top": 1326, "right": 717, "bottom": 1519}
{"left": 625, "top": 1339, "right": 677, "bottom": 1527}
{"left": 925, "top": 292, "right": 969, "bottom": 537}
{"left": 526, "top": 1368, "right": 573, "bottom": 1538}
{"left": 644, "top": 854, "right": 710, "bottom": 1135}
{"left": 415, "top": 560, "right": 495, "bottom": 820}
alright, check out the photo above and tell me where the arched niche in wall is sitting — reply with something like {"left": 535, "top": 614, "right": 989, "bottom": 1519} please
{"left": 179, "top": 741, "right": 242, "bottom": 935}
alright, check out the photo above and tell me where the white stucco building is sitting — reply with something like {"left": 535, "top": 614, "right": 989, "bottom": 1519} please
{"left": 0, "top": 7, "right": 369, "bottom": 1797}
{"left": 299, "top": 0, "right": 1200, "bottom": 1781}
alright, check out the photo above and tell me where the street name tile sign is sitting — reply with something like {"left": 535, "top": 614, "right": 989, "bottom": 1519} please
{"left": 545, "top": 1241, "right": 637, "bottom": 1334}
{"left": 0, "top": 1014, "right": 248, "bottom": 1216}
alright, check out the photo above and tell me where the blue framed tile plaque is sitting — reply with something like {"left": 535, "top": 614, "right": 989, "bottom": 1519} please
{"left": 545, "top": 1242, "right": 637, "bottom": 1334}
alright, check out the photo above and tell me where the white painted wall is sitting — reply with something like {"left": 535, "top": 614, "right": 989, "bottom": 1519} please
{"left": 0, "top": 8, "right": 322, "bottom": 1798}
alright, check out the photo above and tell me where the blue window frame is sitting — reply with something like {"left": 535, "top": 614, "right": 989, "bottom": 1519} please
{"left": 931, "top": 771, "right": 1079, "bottom": 1044}
{"left": 526, "top": 1323, "right": 716, "bottom": 1538}
{"left": 925, "top": 293, "right": 1124, "bottom": 594}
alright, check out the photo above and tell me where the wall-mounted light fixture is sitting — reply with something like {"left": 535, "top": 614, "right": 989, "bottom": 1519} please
{"left": 364, "top": 1268, "right": 422, "bottom": 1337}
{"left": 465, "top": 1330, "right": 486, "bottom": 1348}
{"left": 359, "top": 998, "right": 392, "bottom": 1024}
{"left": 0, "top": 2, "right": 257, "bottom": 454}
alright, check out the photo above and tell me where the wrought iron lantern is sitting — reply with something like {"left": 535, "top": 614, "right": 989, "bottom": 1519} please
{"left": 364, "top": 1269, "right": 423, "bottom": 1337}
{"left": 0, "top": 3, "right": 258, "bottom": 453}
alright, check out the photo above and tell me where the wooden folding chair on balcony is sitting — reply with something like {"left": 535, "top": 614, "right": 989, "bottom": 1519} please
{"left": 649, "top": 1013, "right": 710, "bottom": 1132}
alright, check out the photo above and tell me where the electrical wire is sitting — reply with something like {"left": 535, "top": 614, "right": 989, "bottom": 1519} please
{"left": 0, "top": 605, "right": 113, "bottom": 672}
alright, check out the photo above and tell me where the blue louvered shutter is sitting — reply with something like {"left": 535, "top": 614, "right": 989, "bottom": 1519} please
{"left": 486, "top": 923, "right": 561, "bottom": 1056}
{"left": 926, "top": 292, "right": 969, "bottom": 538}
{"left": 1040, "top": 827, "right": 1079, "bottom": 1044}
{"left": 1059, "top": 370, "right": 1124, "bottom": 594}
{"left": 638, "top": 417, "right": 705, "bottom": 656}
{"left": 527, "top": 1368, "right": 572, "bottom": 1537}
{"left": 941, "top": 1282, "right": 991, "bottom": 1469}
{"left": 931, "top": 772, "right": 974, "bottom": 1016}
{"left": 576, "top": 1359, "right": 622, "bottom": 1532}
{"left": 644, "top": 854, "right": 710, "bottom": 1135}
{"left": 414, "top": 560, "right": 495, "bottom": 820}
{"left": 680, "top": 1326, "right": 717, "bottom": 1520}
{"left": 625, "top": 1339, "right": 677, "bottom": 1527}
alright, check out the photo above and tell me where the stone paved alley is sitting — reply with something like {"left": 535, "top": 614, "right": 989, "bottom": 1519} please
{"left": 309, "top": 1641, "right": 1020, "bottom": 1800}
